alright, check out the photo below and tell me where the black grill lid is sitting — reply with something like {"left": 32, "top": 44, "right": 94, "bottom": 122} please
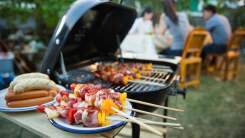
{"left": 41, "top": 0, "right": 137, "bottom": 74}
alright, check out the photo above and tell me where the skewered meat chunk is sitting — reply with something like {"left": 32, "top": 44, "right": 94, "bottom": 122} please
{"left": 41, "top": 84, "right": 127, "bottom": 127}
{"left": 94, "top": 63, "right": 152, "bottom": 85}
{"left": 74, "top": 106, "right": 99, "bottom": 127}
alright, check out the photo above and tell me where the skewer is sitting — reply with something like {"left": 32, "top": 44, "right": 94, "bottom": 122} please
{"left": 135, "top": 118, "right": 184, "bottom": 130}
{"left": 140, "top": 70, "right": 169, "bottom": 74}
{"left": 126, "top": 108, "right": 177, "bottom": 121}
{"left": 164, "top": 73, "right": 171, "bottom": 80}
{"left": 137, "top": 118, "right": 181, "bottom": 127}
{"left": 110, "top": 117, "right": 181, "bottom": 127}
{"left": 153, "top": 69, "right": 173, "bottom": 73}
{"left": 141, "top": 76, "right": 167, "bottom": 82}
{"left": 111, "top": 107, "right": 164, "bottom": 136}
{"left": 128, "top": 80, "right": 166, "bottom": 87}
{"left": 153, "top": 65, "right": 172, "bottom": 69}
{"left": 170, "top": 126, "right": 184, "bottom": 130}
{"left": 127, "top": 98, "right": 184, "bottom": 112}
{"left": 141, "top": 69, "right": 173, "bottom": 74}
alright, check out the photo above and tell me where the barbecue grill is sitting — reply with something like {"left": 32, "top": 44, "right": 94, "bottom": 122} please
{"left": 41, "top": 0, "right": 179, "bottom": 112}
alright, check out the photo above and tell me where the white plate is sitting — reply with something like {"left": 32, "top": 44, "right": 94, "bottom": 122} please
{"left": 0, "top": 85, "right": 66, "bottom": 112}
{"left": 49, "top": 101, "right": 133, "bottom": 134}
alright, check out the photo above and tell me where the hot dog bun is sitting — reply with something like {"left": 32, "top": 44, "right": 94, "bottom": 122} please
{"left": 7, "top": 96, "right": 53, "bottom": 108}
{"left": 5, "top": 90, "right": 50, "bottom": 102}
{"left": 13, "top": 78, "right": 57, "bottom": 93}
{"left": 9, "top": 73, "right": 49, "bottom": 90}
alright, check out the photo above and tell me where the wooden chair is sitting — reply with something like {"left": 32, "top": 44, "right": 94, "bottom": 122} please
{"left": 204, "top": 28, "right": 245, "bottom": 80}
{"left": 179, "top": 28, "right": 210, "bottom": 89}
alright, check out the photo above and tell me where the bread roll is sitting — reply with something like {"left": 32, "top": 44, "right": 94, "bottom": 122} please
{"left": 5, "top": 90, "right": 50, "bottom": 102}
{"left": 9, "top": 73, "right": 49, "bottom": 90}
{"left": 7, "top": 96, "right": 53, "bottom": 108}
{"left": 13, "top": 78, "right": 57, "bottom": 93}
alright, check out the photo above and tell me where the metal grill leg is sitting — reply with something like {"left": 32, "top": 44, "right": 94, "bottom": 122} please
{"left": 163, "top": 97, "right": 168, "bottom": 138}
{"left": 132, "top": 123, "right": 140, "bottom": 138}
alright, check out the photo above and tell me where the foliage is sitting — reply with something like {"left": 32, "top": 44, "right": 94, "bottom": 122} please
{"left": 0, "top": 0, "right": 73, "bottom": 42}
{"left": 0, "top": 0, "right": 244, "bottom": 42}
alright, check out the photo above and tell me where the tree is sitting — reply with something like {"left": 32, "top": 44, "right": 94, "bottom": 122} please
{"left": 0, "top": 0, "right": 73, "bottom": 42}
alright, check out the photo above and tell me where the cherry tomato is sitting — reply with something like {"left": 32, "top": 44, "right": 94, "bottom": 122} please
{"left": 60, "top": 90, "right": 69, "bottom": 97}
{"left": 70, "top": 83, "right": 76, "bottom": 91}
{"left": 62, "top": 95, "right": 69, "bottom": 102}
{"left": 36, "top": 105, "right": 45, "bottom": 112}
{"left": 67, "top": 108, "right": 77, "bottom": 124}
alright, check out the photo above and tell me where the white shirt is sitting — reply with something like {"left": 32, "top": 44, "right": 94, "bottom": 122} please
{"left": 129, "top": 17, "right": 153, "bottom": 34}
{"left": 121, "top": 35, "right": 157, "bottom": 56}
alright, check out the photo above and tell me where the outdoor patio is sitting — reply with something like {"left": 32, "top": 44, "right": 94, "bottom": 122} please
{"left": 1, "top": 0, "right": 245, "bottom": 138}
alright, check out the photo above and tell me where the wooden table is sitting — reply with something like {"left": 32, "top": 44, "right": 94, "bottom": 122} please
{"left": 0, "top": 111, "right": 124, "bottom": 138}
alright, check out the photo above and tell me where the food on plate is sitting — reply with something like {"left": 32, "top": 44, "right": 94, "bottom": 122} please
{"left": 13, "top": 78, "right": 56, "bottom": 93}
{"left": 9, "top": 73, "right": 49, "bottom": 89}
{"left": 7, "top": 96, "right": 53, "bottom": 108}
{"left": 94, "top": 62, "right": 153, "bottom": 85}
{"left": 5, "top": 90, "right": 49, "bottom": 102}
{"left": 49, "top": 89, "right": 58, "bottom": 97}
{"left": 39, "top": 84, "right": 128, "bottom": 127}
{"left": 5, "top": 73, "right": 58, "bottom": 108}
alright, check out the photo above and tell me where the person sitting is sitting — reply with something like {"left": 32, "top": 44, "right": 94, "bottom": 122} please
{"left": 129, "top": 7, "right": 154, "bottom": 35}
{"left": 152, "top": 13, "right": 173, "bottom": 53}
{"left": 160, "top": 0, "right": 193, "bottom": 56}
{"left": 202, "top": 4, "right": 232, "bottom": 58}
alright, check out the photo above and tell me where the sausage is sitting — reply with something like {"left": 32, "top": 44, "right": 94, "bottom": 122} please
{"left": 5, "top": 90, "right": 50, "bottom": 102}
{"left": 49, "top": 89, "right": 58, "bottom": 97}
{"left": 13, "top": 78, "right": 57, "bottom": 93}
{"left": 7, "top": 96, "right": 53, "bottom": 108}
{"left": 9, "top": 73, "right": 49, "bottom": 90}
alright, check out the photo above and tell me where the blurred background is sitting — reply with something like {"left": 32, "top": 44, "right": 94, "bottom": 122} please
{"left": 1, "top": 0, "right": 245, "bottom": 71}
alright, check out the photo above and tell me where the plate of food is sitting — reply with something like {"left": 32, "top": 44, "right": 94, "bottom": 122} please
{"left": 0, "top": 73, "right": 64, "bottom": 112}
{"left": 40, "top": 84, "right": 133, "bottom": 134}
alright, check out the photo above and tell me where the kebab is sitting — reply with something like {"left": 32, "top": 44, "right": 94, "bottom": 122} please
{"left": 39, "top": 84, "right": 180, "bottom": 126}
{"left": 39, "top": 84, "right": 127, "bottom": 127}
{"left": 94, "top": 63, "right": 153, "bottom": 85}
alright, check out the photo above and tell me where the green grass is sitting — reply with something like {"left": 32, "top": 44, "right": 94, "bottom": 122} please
{"left": 167, "top": 64, "right": 245, "bottom": 138}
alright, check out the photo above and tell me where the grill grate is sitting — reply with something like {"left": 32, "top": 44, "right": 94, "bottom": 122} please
{"left": 57, "top": 62, "right": 174, "bottom": 92}
{"left": 112, "top": 70, "right": 173, "bottom": 92}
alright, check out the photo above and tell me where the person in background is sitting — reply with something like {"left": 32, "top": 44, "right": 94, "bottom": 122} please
{"left": 202, "top": 4, "right": 232, "bottom": 58}
{"left": 152, "top": 13, "right": 173, "bottom": 53}
{"left": 129, "top": 7, "right": 154, "bottom": 35}
{"left": 160, "top": 0, "right": 193, "bottom": 56}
